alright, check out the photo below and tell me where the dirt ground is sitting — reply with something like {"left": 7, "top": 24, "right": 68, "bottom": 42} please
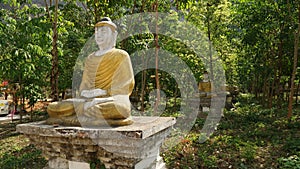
{"left": 0, "top": 101, "right": 50, "bottom": 139}
{"left": 24, "top": 101, "right": 50, "bottom": 113}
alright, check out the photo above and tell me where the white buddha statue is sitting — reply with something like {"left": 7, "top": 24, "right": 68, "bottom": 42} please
{"left": 46, "top": 17, "right": 135, "bottom": 126}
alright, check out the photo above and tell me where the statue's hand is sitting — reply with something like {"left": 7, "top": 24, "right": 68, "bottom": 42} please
{"left": 83, "top": 97, "right": 114, "bottom": 111}
{"left": 83, "top": 101, "right": 93, "bottom": 111}
{"left": 81, "top": 89, "right": 107, "bottom": 98}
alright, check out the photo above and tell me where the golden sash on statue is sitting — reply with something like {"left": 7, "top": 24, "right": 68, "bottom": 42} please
{"left": 46, "top": 48, "right": 135, "bottom": 126}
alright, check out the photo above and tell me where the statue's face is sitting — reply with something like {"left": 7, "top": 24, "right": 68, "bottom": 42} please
{"left": 95, "top": 26, "right": 113, "bottom": 46}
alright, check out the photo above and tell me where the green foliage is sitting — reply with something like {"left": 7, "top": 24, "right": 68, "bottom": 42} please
{"left": 230, "top": 0, "right": 300, "bottom": 108}
{"left": 283, "top": 138, "right": 300, "bottom": 154}
{"left": 0, "top": 1, "right": 93, "bottom": 102}
{"left": 187, "top": 0, "right": 235, "bottom": 84}
{"left": 0, "top": 145, "right": 47, "bottom": 169}
{"left": 57, "top": 1, "right": 92, "bottom": 93}
{"left": 0, "top": 2, "right": 52, "bottom": 106}
{"left": 0, "top": 0, "right": 297, "bottom": 112}
{"left": 278, "top": 155, "right": 300, "bottom": 169}
{"left": 1, "top": 0, "right": 201, "bottom": 103}
{"left": 90, "top": 159, "right": 106, "bottom": 169}
{"left": 1, "top": 0, "right": 223, "bottom": 107}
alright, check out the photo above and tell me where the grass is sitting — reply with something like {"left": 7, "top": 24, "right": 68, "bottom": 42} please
{"left": 0, "top": 108, "right": 49, "bottom": 169}
{"left": 0, "top": 96, "right": 299, "bottom": 168}
{"left": 162, "top": 94, "right": 300, "bottom": 168}
{"left": 0, "top": 122, "right": 47, "bottom": 169}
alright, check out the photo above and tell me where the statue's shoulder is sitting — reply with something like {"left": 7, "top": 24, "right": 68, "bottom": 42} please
{"left": 112, "top": 48, "right": 129, "bottom": 58}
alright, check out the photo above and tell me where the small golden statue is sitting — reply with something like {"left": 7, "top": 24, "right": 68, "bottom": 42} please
{"left": 198, "top": 71, "right": 211, "bottom": 92}
{"left": 46, "top": 17, "right": 135, "bottom": 127}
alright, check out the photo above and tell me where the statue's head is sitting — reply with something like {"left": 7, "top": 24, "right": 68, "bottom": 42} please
{"left": 95, "top": 17, "right": 117, "bottom": 49}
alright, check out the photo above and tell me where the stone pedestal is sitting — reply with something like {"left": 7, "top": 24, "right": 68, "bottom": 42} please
{"left": 16, "top": 116, "right": 175, "bottom": 169}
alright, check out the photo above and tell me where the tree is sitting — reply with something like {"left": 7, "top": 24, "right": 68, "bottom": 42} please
{"left": 49, "top": 0, "right": 59, "bottom": 101}
{"left": 230, "top": 0, "right": 300, "bottom": 109}
{"left": 0, "top": 1, "right": 52, "bottom": 111}
{"left": 288, "top": 4, "right": 300, "bottom": 118}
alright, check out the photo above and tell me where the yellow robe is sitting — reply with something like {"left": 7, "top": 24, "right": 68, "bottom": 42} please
{"left": 47, "top": 48, "right": 135, "bottom": 126}
{"left": 77, "top": 48, "right": 135, "bottom": 120}
{"left": 80, "top": 48, "right": 134, "bottom": 96}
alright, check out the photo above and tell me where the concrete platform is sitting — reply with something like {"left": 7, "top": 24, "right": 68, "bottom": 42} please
{"left": 17, "top": 116, "right": 176, "bottom": 169}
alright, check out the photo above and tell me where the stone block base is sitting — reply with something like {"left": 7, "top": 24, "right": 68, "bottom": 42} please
{"left": 17, "top": 116, "right": 175, "bottom": 169}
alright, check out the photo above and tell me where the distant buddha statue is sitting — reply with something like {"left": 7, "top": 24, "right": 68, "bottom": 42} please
{"left": 199, "top": 71, "right": 211, "bottom": 93}
{"left": 46, "top": 17, "right": 135, "bottom": 126}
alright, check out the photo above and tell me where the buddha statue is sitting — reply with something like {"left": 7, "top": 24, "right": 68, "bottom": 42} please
{"left": 46, "top": 17, "right": 135, "bottom": 127}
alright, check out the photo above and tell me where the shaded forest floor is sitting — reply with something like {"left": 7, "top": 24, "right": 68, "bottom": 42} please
{"left": 0, "top": 95, "right": 299, "bottom": 168}
{"left": 163, "top": 94, "right": 300, "bottom": 169}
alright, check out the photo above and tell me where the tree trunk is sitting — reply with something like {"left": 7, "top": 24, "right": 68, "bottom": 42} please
{"left": 276, "top": 40, "right": 284, "bottom": 108}
{"left": 154, "top": 1, "right": 160, "bottom": 113}
{"left": 262, "top": 76, "right": 268, "bottom": 106}
{"left": 207, "top": 3, "right": 214, "bottom": 82}
{"left": 254, "top": 74, "right": 259, "bottom": 98}
{"left": 50, "top": 0, "right": 59, "bottom": 101}
{"left": 268, "top": 75, "right": 275, "bottom": 108}
{"left": 288, "top": 5, "right": 300, "bottom": 118}
{"left": 141, "top": 69, "right": 146, "bottom": 112}
{"left": 139, "top": 1, "right": 146, "bottom": 113}
{"left": 44, "top": 0, "right": 50, "bottom": 18}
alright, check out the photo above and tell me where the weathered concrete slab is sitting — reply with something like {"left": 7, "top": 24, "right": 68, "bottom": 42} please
{"left": 17, "top": 116, "right": 175, "bottom": 169}
{"left": 17, "top": 116, "right": 175, "bottom": 139}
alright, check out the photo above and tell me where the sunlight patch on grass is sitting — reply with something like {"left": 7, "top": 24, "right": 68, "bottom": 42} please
{"left": 0, "top": 135, "right": 30, "bottom": 158}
